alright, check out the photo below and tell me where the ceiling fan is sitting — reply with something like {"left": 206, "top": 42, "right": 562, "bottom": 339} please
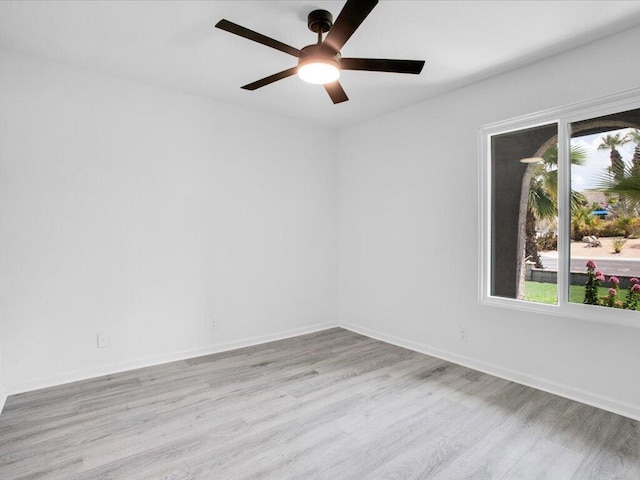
{"left": 215, "top": 0, "right": 425, "bottom": 104}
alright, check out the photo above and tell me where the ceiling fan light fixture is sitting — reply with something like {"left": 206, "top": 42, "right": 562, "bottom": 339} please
{"left": 298, "top": 57, "right": 340, "bottom": 85}
{"left": 519, "top": 157, "right": 544, "bottom": 164}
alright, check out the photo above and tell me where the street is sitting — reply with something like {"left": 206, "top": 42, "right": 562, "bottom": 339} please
{"left": 539, "top": 253, "right": 640, "bottom": 276}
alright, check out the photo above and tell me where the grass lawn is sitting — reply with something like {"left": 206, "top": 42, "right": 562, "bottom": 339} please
{"left": 525, "top": 281, "right": 625, "bottom": 306}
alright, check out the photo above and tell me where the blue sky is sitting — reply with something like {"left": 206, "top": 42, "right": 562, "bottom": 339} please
{"left": 571, "top": 128, "right": 637, "bottom": 192}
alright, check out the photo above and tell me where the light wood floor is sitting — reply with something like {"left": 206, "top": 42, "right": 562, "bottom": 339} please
{"left": 1, "top": 327, "right": 639, "bottom": 479}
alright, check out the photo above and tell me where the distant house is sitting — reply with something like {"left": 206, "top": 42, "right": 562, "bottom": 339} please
{"left": 582, "top": 190, "right": 609, "bottom": 218}
{"left": 591, "top": 208, "right": 609, "bottom": 219}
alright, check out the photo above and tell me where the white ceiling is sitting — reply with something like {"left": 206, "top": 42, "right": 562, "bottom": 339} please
{"left": 2, "top": 1, "right": 640, "bottom": 129}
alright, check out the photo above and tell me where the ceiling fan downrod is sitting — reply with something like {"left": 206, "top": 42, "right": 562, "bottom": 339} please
{"left": 307, "top": 9, "right": 333, "bottom": 45}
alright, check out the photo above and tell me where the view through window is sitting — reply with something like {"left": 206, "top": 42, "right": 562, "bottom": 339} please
{"left": 569, "top": 109, "right": 640, "bottom": 309}
{"left": 484, "top": 100, "right": 640, "bottom": 317}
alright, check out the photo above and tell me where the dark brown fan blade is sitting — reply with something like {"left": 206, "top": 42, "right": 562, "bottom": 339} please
{"left": 215, "top": 19, "right": 301, "bottom": 57}
{"left": 321, "top": 0, "right": 378, "bottom": 54}
{"left": 324, "top": 81, "right": 349, "bottom": 104}
{"left": 341, "top": 58, "right": 425, "bottom": 74}
{"left": 241, "top": 67, "right": 298, "bottom": 91}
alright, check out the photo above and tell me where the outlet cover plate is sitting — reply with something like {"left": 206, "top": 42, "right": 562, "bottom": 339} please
{"left": 458, "top": 327, "right": 468, "bottom": 343}
{"left": 97, "top": 332, "right": 110, "bottom": 348}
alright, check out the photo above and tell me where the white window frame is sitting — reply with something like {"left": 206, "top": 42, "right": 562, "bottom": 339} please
{"left": 479, "top": 87, "right": 640, "bottom": 328}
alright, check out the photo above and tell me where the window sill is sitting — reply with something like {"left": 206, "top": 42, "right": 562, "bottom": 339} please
{"left": 480, "top": 295, "right": 640, "bottom": 329}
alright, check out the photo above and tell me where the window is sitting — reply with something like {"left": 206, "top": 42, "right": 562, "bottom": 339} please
{"left": 480, "top": 88, "right": 640, "bottom": 326}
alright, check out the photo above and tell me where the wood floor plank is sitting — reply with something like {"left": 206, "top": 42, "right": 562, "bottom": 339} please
{"left": 501, "top": 438, "right": 584, "bottom": 480}
{"left": 570, "top": 413, "right": 640, "bottom": 479}
{"left": 1, "top": 327, "right": 639, "bottom": 479}
{"left": 365, "top": 434, "right": 466, "bottom": 480}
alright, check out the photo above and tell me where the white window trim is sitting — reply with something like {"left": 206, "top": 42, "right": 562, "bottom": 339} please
{"left": 479, "top": 86, "right": 640, "bottom": 328}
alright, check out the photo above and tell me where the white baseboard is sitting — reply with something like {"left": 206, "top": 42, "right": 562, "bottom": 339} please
{"left": 6, "top": 321, "right": 339, "bottom": 396}
{"left": 341, "top": 321, "right": 640, "bottom": 422}
{"left": 5, "top": 320, "right": 639, "bottom": 422}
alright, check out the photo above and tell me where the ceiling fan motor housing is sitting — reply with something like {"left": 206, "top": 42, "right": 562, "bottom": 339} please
{"left": 298, "top": 44, "right": 341, "bottom": 70}
{"left": 307, "top": 9, "right": 333, "bottom": 33}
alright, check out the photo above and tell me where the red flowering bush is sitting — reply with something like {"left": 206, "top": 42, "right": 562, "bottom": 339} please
{"left": 584, "top": 261, "right": 640, "bottom": 310}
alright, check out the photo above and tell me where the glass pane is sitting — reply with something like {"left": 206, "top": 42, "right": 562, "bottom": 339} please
{"left": 570, "top": 108, "right": 640, "bottom": 309}
{"left": 490, "top": 123, "right": 559, "bottom": 304}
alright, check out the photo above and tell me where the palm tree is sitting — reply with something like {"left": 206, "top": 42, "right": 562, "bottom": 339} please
{"left": 593, "top": 130, "right": 640, "bottom": 207}
{"left": 535, "top": 144, "right": 586, "bottom": 209}
{"left": 516, "top": 144, "right": 587, "bottom": 299}
{"left": 595, "top": 163, "right": 640, "bottom": 204}
{"left": 625, "top": 129, "right": 640, "bottom": 176}
{"left": 527, "top": 144, "right": 587, "bottom": 255}
{"left": 525, "top": 177, "right": 555, "bottom": 268}
{"left": 598, "top": 133, "right": 628, "bottom": 181}
{"left": 571, "top": 205, "right": 599, "bottom": 240}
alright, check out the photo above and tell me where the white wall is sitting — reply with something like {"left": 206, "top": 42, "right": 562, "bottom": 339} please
{"left": 0, "top": 49, "right": 338, "bottom": 393}
{"left": 338, "top": 26, "right": 640, "bottom": 419}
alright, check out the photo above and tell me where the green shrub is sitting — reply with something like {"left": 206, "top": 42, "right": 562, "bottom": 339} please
{"left": 595, "top": 220, "right": 627, "bottom": 238}
{"left": 615, "top": 215, "right": 635, "bottom": 237}
{"left": 536, "top": 232, "right": 557, "bottom": 251}
{"left": 612, "top": 237, "right": 627, "bottom": 253}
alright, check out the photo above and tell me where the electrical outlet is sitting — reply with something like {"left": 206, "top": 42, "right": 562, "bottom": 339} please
{"left": 211, "top": 316, "right": 219, "bottom": 330}
{"left": 458, "top": 327, "right": 468, "bottom": 343}
{"left": 97, "top": 332, "right": 110, "bottom": 348}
